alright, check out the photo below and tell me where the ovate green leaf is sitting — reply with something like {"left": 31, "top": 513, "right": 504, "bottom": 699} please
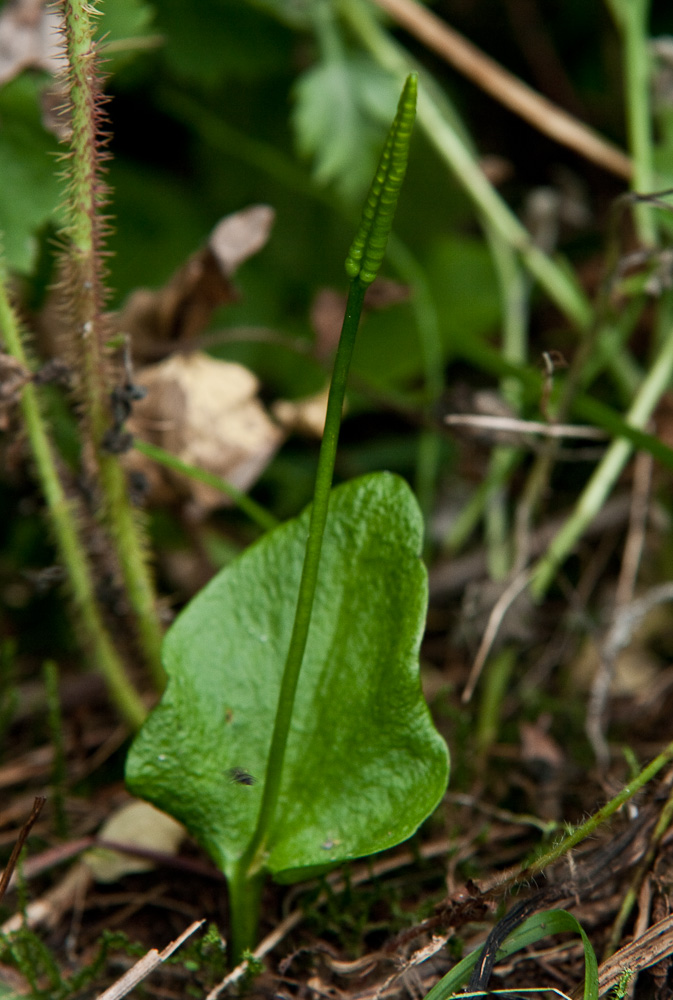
{"left": 126, "top": 472, "right": 449, "bottom": 880}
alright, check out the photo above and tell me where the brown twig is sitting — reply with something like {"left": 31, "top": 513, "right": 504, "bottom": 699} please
{"left": 93, "top": 918, "right": 204, "bottom": 1000}
{"left": 370, "top": 0, "right": 632, "bottom": 179}
{"left": 0, "top": 796, "right": 46, "bottom": 905}
{"left": 571, "top": 911, "right": 673, "bottom": 998}
{"left": 462, "top": 569, "right": 532, "bottom": 702}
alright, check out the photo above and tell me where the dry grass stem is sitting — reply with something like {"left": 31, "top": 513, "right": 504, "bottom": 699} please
{"left": 93, "top": 918, "right": 204, "bottom": 1000}
{"left": 371, "top": 0, "right": 633, "bottom": 179}
{"left": 462, "top": 570, "right": 532, "bottom": 702}
{"left": 0, "top": 796, "right": 45, "bottom": 904}
{"left": 445, "top": 413, "right": 609, "bottom": 440}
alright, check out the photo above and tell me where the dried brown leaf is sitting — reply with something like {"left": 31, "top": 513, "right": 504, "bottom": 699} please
{"left": 0, "top": 353, "right": 31, "bottom": 430}
{"left": 272, "top": 386, "right": 330, "bottom": 438}
{"left": 0, "top": 0, "right": 65, "bottom": 86}
{"left": 116, "top": 206, "right": 275, "bottom": 363}
{"left": 84, "top": 800, "right": 185, "bottom": 883}
{"left": 310, "top": 279, "right": 409, "bottom": 361}
{"left": 126, "top": 352, "right": 285, "bottom": 518}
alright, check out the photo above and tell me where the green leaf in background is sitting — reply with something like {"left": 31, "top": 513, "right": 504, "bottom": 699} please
{"left": 0, "top": 75, "right": 61, "bottom": 274}
{"left": 126, "top": 472, "right": 449, "bottom": 881}
{"left": 293, "top": 54, "right": 400, "bottom": 202}
{"left": 95, "top": 0, "right": 155, "bottom": 60}
{"left": 244, "top": 0, "right": 314, "bottom": 29}
{"left": 350, "top": 234, "right": 502, "bottom": 389}
{"left": 153, "top": 0, "right": 291, "bottom": 84}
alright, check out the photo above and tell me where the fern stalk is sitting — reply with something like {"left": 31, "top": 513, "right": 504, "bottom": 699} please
{"left": 59, "top": 0, "right": 164, "bottom": 686}
{"left": 0, "top": 269, "right": 146, "bottom": 730}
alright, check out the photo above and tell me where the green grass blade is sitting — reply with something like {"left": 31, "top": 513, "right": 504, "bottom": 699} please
{"left": 424, "top": 909, "right": 597, "bottom": 1000}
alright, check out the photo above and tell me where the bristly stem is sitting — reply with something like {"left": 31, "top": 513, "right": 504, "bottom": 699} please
{"left": 60, "top": 0, "right": 164, "bottom": 687}
{"left": 0, "top": 268, "right": 146, "bottom": 730}
{"left": 229, "top": 74, "right": 418, "bottom": 959}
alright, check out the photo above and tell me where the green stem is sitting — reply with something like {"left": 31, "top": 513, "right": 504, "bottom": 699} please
{"left": 228, "top": 281, "right": 367, "bottom": 957}
{"left": 475, "top": 647, "right": 516, "bottom": 761}
{"left": 229, "top": 74, "right": 416, "bottom": 957}
{"left": 341, "top": 0, "right": 593, "bottom": 331}
{"left": 62, "top": 0, "right": 164, "bottom": 686}
{"left": 238, "top": 280, "right": 367, "bottom": 882}
{"left": 98, "top": 453, "right": 165, "bottom": 687}
{"left": 0, "top": 274, "right": 146, "bottom": 730}
{"left": 530, "top": 314, "right": 673, "bottom": 599}
{"left": 387, "top": 236, "right": 444, "bottom": 546}
{"left": 227, "top": 867, "right": 265, "bottom": 966}
{"left": 607, "top": 0, "right": 656, "bottom": 245}
{"left": 510, "top": 737, "right": 673, "bottom": 888}
{"left": 133, "top": 439, "right": 279, "bottom": 532}
{"left": 484, "top": 227, "right": 528, "bottom": 579}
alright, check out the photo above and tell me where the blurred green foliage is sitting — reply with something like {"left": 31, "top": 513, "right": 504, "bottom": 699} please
{"left": 3, "top": 0, "right": 673, "bottom": 655}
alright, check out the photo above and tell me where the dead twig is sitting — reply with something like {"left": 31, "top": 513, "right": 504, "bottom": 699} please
{"left": 445, "top": 414, "right": 608, "bottom": 440}
{"left": 570, "top": 911, "right": 673, "bottom": 998}
{"left": 462, "top": 570, "right": 532, "bottom": 702}
{"left": 93, "top": 918, "right": 204, "bottom": 1000}
{"left": 370, "top": 0, "right": 632, "bottom": 179}
{"left": 0, "top": 796, "right": 45, "bottom": 905}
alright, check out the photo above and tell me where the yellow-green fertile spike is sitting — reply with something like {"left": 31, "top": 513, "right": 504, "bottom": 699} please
{"left": 345, "top": 73, "right": 417, "bottom": 285}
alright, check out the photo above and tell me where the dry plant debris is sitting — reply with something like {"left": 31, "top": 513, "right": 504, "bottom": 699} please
{"left": 125, "top": 352, "right": 285, "bottom": 517}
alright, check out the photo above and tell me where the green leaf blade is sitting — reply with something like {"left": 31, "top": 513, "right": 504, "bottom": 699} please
{"left": 126, "top": 472, "right": 449, "bottom": 880}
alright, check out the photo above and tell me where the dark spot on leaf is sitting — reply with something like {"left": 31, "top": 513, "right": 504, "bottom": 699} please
{"left": 227, "top": 766, "right": 255, "bottom": 786}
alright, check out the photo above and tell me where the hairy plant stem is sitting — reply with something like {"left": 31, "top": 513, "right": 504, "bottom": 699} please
{"left": 230, "top": 280, "right": 367, "bottom": 954}
{"left": 0, "top": 272, "right": 146, "bottom": 730}
{"left": 61, "top": 0, "right": 164, "bottom": 687}
{"left": 500, "top": 735, "right": 673, "bottom": 894}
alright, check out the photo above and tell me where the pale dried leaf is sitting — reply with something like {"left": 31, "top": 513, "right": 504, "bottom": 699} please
{"left": 272, "top": 385, "right": 330, "bottom": 437}
{"left": 519, "top": 719, "right": 564, "bottom": 771}
{"left": 126, "top": 352, "right": 285, "bottom": 518}
{"left": 209, "top": 204, "right": 275, "bottom": 276}
{"left": 116, "top": 207, "right": 275, "bottom": 362}
{"left": 310, "top": 289, "right": 346, "bottom": 361}
{"left": 310, "top": 279, "right": 409, "bottom": 361}
{"left": 84, "top": 800, "right": 185, "bottom": 883}
{"left": 0, "top": 0, "right": 64, "bottom": 86}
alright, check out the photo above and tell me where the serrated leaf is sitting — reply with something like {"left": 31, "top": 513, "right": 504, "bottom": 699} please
{"left": 126, "top": 472, "right": 449, "bottom": 880}
{"left": 292, "top": 56, "right": 399, "bottom": 202}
